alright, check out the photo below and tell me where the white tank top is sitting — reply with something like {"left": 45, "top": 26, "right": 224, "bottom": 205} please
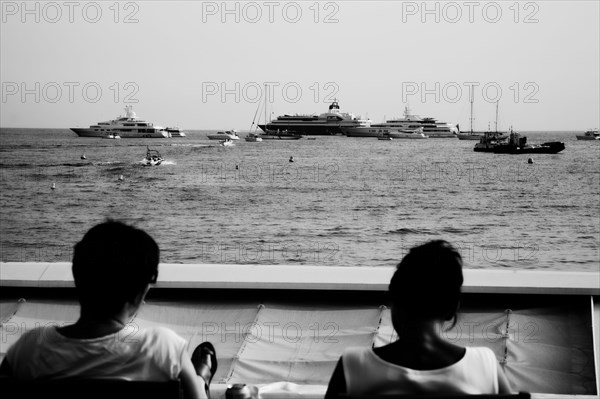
{"left": 342, "top": 346, "right": 499, "bottom": 396}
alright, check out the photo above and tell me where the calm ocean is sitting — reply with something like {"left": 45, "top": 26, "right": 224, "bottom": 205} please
{"left": 0, "top": 128, "right": 598, "bottom": 271}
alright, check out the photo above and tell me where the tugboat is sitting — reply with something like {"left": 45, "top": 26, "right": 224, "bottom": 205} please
{"left": 144, "top": 146, "right": 163, "bottom": 166}
{"left": 474, "top": 128, "right": 565, "bottom": 154}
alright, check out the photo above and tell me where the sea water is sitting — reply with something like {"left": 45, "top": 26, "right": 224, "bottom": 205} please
{"left": 0, "top": 128, "right": 598, "bottom": 271}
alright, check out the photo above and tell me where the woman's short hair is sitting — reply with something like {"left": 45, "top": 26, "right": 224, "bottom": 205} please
{"left": 72, "top": 220, "right": 159, "bottom": 316}
{"left": 389, "top": 240, "right": 463, "bottom": 324}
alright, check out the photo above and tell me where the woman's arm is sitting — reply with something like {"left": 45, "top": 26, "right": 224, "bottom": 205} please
{"left": 324, "top": 358, "right": 347, "bottom": 399}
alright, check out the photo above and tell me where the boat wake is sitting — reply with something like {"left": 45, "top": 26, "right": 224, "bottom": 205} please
{"left": 386, "top": 227, "right": 434, "bottom": 236}
{"left": 95, "top": 161, "right": 123, "bottom": 166}
{"left": 137, "top": 159, "right": 175, "bottom": 165}
{"left": 170, "top": 143, "right": 212, "bottom": 148}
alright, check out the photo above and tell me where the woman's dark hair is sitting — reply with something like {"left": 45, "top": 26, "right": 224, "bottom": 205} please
{"left": 389, "top": 240, "right": 463, "bottom": 327}
{"left": 72, "top": 220, "right": 159, "bottom": 316}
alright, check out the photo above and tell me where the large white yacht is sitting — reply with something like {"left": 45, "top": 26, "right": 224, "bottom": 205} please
{"left": 342, "top": 125, "right": 427, "bottom": 139}
{"left": 71, "top": 106, "right": 170, "bottom": 138}
{"left": 259, "top": 101, "right": 371, "bottom": 135}
{"left": 390, "top": 106, "right": 458, "bottom": 138}
{"left": 343, "top": 105, "right": 457, "bottom": 138}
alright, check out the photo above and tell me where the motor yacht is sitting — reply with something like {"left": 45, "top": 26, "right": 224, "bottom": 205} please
{"left": 70, "top": 106, "right": 170, "bottom": 138}
{"left": 259, "top": 101, "right": 370, "bottom": 136}
{"left": 342, "top": 106, "right": 456, "bottom": 138}
{"left": 344, "top": 125, "right": 427, "bottom": 139}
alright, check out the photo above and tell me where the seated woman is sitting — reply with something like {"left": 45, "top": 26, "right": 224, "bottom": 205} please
{"left": 0, "top": 220, "right": 217, "bottom": 399}
{"left": 325, "top": 240, "right": 512, "bottom": 397}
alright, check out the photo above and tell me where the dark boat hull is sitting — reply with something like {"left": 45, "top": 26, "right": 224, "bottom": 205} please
{"left": 475, "top": 141, "right": 565, "bottom": 154}
{"left": 260, "top": 135, "right": 302, "bottom": 140}
{"left": 259, "top": 124, "right": 342, "bottom": 136}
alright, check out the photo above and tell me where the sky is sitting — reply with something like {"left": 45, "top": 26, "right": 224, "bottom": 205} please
{"left": 1, "top": 0, "right": 599, "bottom": 131}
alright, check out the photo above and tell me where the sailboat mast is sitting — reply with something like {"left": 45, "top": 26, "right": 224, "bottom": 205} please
{"left": 469, "top": 86, "right": 474, "bottom": 133}
{"left": 495, "top": 100, "right": 499, "bottom": 132}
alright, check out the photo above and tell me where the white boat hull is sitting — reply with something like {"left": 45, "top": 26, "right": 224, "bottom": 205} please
{"left": 118, "top": 131, "right": 169, "bottom": 138}
{"left": 208, "top": 135, "right": 239, "bottom": 140}
{"left": 426, "top": 133, "right": 458, "bottom": 138}
{"left": 71, "top": 128, "right": 105, "bottom": 138}
{"left": 71, "top": 128, "right": 168, "bottom": 138}
{"left": 388, "top": 132, "right": 428, "bottom": 139}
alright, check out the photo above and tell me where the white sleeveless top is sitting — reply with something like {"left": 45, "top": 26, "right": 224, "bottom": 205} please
{"left": 342, "top": 346, "right": 499, "bottom": 396}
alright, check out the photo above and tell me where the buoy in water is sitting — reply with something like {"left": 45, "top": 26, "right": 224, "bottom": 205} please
{"left": 118, "top": 175, "right": 124, "bottom": 181}
{"left": 289, "top": 156, "right": 295, "bottom": 163}
{"left": 81, "top": 154, "right": 86, "bottom": 160}
{"left": 235, "top": 164, "right": 239, "bottom": 170}
{"left": 528, "top": 158, "right": 534, "bottom": 164}
{"left": 51, "top": 183, "right": 56, "bottom": 190}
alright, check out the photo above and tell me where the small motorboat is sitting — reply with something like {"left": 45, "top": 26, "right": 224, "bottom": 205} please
{"left": 259, "top": 129, "right": 303, "bottom": 140}
{"left": 208, "top": 130, "right": 240, "bottom": 140}
{"left": 144, "top": 147, "right": 163, "bottom": 166}
{"left": 165, "top": 127, "right": 186, "bottom": 137}
{"left": 377, "top": 134, "right": 393, "bottom": 141}
{"left": 105, "top": 132, "right": 121, "bottom": 139}
{"left": 245, "top": 133, "right": 263, "bottom": 142}
{"left": 388, "top": 127, "right": 428, "bottom": 139}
